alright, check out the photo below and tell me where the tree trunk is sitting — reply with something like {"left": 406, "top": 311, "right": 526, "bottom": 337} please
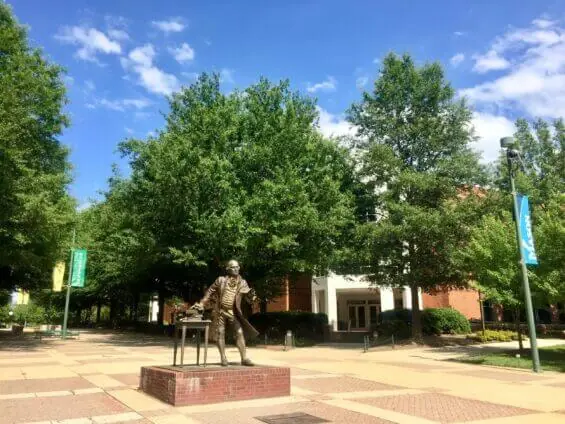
{"left": 260, "top": 299, "right": 267, "bottom": 314}
{"left": 514, "top": 308, "right": 524, "bottom": 354}
{"left": 411, "top": 285, "right": 423, "bottom": 343}
{"left": 96, "top": 302, "right": 101, "bottom": 323}
{"left": 133, "top": 293, "right": 139, "bottom": 322}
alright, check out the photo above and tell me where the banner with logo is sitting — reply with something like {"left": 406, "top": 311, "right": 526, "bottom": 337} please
{"left": 52, "top": 262, "right": 65, "bottom": 292}
{"left": 517, "top": 194, "right": 538, "bottom": 266}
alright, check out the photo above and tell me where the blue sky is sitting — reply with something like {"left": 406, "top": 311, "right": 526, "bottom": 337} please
{"left": 7, "top": 0, "right": 565, "bottom": 207}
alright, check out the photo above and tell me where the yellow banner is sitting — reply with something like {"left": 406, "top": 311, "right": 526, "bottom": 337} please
{"left": 52, "top": 261, "right": 65, "bottom": 292}
{"left": 16, "top": 289, "right": 29, "bottom": 305}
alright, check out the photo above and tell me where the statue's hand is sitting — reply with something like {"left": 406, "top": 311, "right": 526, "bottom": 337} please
{"left": 249, "top": 289, "right": 258, "bottom": 303}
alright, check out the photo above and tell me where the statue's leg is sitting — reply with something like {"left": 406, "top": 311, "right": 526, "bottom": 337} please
{"left": 234, "top": 319, "right": 253, "bottom": 366}
{"left": 217, "top": 314, "right": 228, "bottom": 366}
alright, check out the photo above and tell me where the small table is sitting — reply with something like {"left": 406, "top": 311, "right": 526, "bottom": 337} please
{"left": 173, "top": 319, "right": 212, "bottom": 367}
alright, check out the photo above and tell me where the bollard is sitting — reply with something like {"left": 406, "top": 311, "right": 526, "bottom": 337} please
{"left": 284, "top": 330, "right": 293, "bottom": 351}
{"left": 363, "top": 335, "right": 369, "bottom": 352}
{"left": 392, "top": 334, "right": 395, "bottom": 350}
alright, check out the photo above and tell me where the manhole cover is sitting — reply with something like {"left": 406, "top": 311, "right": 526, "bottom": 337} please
{"left": 255, "top": 412, "right": 330, "bottom": 424}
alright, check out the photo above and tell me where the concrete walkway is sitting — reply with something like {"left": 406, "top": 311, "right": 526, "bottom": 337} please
{"left": 0, "top": 330, "right": 564, "bottom": 424}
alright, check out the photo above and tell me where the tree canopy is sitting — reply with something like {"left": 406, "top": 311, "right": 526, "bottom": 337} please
{"left": 347, "top": 53, "right": 486, "bottom": 338}
{"left": 0, "top": 3, "right": 75, "bottom": 293}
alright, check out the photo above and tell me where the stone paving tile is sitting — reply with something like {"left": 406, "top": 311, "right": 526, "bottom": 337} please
{"left": 371, "top": 361, "right": 450, "bottom": 371}
{"left": 448, "top": 369, "right": 547, "bottom": 382}
{"left": 0, "top": 361, "right": 59, "bottom": 368}
{"left": 79, "top": 357, "right": 154, "bottom": 364}
{"left": 0, "top": 392, "right": 130, "bottom": 424}
{"left": 189, "top": 400, "right": 395, "bottom": 424}
{"left": 293, "top": 376, "right": 403, "bottom": 394}
{"left": 83, "top": 374, "right": 127, "bottom": 388}
{"left": 291, "top": 368, "right": 333, "bottom": 376}
{"left": 0, "top": 377, "right": 94, "bottom": 394}
{"left": 111, "top": 374, "right": 141, "bottom": 387}
{"left": 353, "top": 392, "right": 537, "bottom": 423}
{"left": 21, "top": 365, "right": 78, "bottom": 379}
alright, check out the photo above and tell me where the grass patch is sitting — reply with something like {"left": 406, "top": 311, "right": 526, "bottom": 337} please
{"left": 454, "top": 344, "right": 565, "bottom": 372}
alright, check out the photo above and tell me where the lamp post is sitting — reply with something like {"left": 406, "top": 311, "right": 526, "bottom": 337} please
{"left": 500, "top": 136, "right": 541, "bottom": 373}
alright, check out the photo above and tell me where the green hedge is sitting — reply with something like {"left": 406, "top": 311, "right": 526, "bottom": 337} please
{"left": 249, "top": 311, "right": 328, "bottom": 340}
{"left": 422, "top": 308, "right": 471, "bottom": 335}
{"left": 467, "top": 329, "right": 526, "bottom": 343}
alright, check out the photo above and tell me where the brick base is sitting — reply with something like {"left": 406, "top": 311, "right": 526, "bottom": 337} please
{"left": 140, "top": 365, "right": 290, "bottom": 406}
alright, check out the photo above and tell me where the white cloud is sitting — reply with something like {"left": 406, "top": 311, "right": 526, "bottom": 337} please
{"left": 108, "top": 29, "right": 129, "bottom": 41}
{"left": 84, "top": 80, "right": 95, "bottom": 92}
{"left": 55, "top": 26, "right": 121, "bottom": 63}
{"left": 532, "top": 18, "right": 556, "bottom": 29}
{"left": 136, "top": 66, "right": 180, "bottom": 95}
{"left": 472, "top": 50, "right": 510, "bottom": 73}
{"left": 316, "top": 106, "right": 356, "bottom": 138}
{"left": 96, "top": 97, "right": 151, "bottom": 111}
{"left": 450, "top": 53, "right": 465, "bottom": 67}
{"left": 127, "top": 44, "right": 156, "bottom": 67}
{"left": 125, "top": 127, "right": 134, "bottom": 134}
{"left": 220, "top": 68, "right": 235, "bottom": 84}
{"left": 307, "top": 76, "right": 337, "bottom": 93}
{"left": 356, "top": 76, "right": 369, "bottom": 90}
{"left": 63, "top": 75, "right": 74, "bottom": 86}
{"left": 151, "top": 18, "right": 186, "bottom": 33}
{"left": 454, "top": 31, "right": 465, "bottom": 37}
{"left": 461, "top": 17, "right": 565, "bottom": 120}
{"left": 77, "top": 201, "right": 92, "bottom": 211}
{"left": 471, "top": 112, "right": 515, "bottom": 163}
{"left": 122, "top": 44, "right": 180, "bottom": 96}
{"left": 169, "top": 43, "right": 195, "bottom": 63}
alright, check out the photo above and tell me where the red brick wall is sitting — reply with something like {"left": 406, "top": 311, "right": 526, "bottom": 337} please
{"left": 422, "top": 290, "right": 450, "bottom": 309}
{"left": 448, "top": 289, "right": 480, "bottom": 320}
{"left": 422, "top": 288, "right": 480, "bottom": 320}
{"left": 289, "top": 273, "right": 312, "bottom": 311}
{"left": 141, "top": 366, "right": 290, "bottom": 406}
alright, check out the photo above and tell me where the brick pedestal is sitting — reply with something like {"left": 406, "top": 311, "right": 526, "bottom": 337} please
{"left": 140, "top": 365, "right": 290, "bottom": 406}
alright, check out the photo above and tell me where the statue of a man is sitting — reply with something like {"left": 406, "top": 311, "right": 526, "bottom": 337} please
{"left": 193, "top": 260, "right": 258, "bottom": 366}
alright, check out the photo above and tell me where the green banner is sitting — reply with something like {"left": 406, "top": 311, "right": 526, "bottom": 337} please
{"left": 70, "top": 249, "right": 87, "bottom": 288}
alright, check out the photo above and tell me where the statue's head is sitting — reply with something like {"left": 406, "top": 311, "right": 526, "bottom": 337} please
{"left": 226, "top": 260, "right": 240, "bottom": 276}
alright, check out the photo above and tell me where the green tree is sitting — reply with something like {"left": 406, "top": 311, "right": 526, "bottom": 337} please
{"left": 0, "top": 3, "right": 75, "bottom": 292}
{"left": 347, "top": 53, "right": 485, "bottom": 339}
{"left": 117, "top": 74, "right": 357, "bottom": 316}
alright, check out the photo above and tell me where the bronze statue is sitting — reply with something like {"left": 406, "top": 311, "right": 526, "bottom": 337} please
{"left": 192, "top": 260, "right": 258, "bottom": 366}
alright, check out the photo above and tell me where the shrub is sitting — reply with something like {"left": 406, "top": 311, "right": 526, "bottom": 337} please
{"left": 379, "top": 308, "right": 412, "bottom": 324}
{"left": 467, "top": 329, "right": 527, "bottom": 343}
{"left": 248, "top": 311, "right": 328, "bottom": 340}
{"left": 12, "top": 303, "right": 47, "bottom": 325}
{"left": 421, "top": 308, "right": 471, "bottom": 335}
{"left": 377, "top": 319, "right": 411, "bottom": 339}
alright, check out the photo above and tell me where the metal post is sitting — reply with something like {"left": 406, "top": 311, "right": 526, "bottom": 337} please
{"left": 508, "top": 156, "right": 541, "bottom": 373}
{"left": 62, "top": 229, "right": 76, "bottom": 339}
{"left": 479, "top": 290, "right": 486, "bottom": 337}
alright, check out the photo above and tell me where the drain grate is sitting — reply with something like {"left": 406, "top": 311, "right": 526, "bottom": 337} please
{"left": 255, "top": 412, "right": 330, "bottom": 424}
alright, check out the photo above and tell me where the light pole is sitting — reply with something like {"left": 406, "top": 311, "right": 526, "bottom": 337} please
{"left": 500, "top": 136, "right": 541, "bottom": 373}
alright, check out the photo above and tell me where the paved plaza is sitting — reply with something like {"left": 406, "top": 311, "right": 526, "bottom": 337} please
{"left": 1, "top": 331, "right": 565, "bottom": 424}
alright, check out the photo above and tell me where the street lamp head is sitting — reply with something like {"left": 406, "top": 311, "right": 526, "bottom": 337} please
{"left": 500, "top": 137, "right": 515, "bottom": 149}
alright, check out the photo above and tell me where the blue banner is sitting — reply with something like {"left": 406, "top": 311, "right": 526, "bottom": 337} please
{"left": 517, "top": 194, "right": 538, "bottom": 266}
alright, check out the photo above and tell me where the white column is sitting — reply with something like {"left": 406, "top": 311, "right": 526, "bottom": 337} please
{"left": 311, "top": 289, "right": 318, "bottom": 313}
{"left": 402, "top": 286, "right": 412, "bottom": 309}
{"left": 326, "top": 279, "right": 338, "bottom": 331}
{"left": 418, "top": 287, "right": 423, "bottom": 310}
{"left": 380, "top": 286, "right": 394, "bottom": 312}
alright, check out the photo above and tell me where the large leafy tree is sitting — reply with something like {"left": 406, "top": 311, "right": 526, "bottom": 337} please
{"left": 465, "top": 118, "right": 565, "bottom": 325}
{"left": 0, "top": 3, "right": 75, "bottom": 293}
{"left": 347, "top": 53, "right": 485, "bottom": 339}
{"left": 116, "top": 74, "right": 357, "bottom": 315}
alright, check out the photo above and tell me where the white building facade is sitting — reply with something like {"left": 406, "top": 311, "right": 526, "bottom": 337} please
{"left": 311, "top": 273, "right": 422, "bottom": 331}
